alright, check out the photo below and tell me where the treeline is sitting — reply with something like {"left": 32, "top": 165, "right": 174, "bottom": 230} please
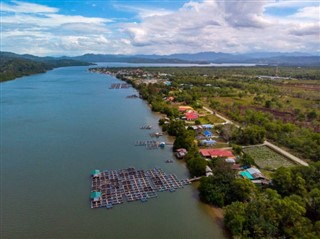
{"left": 136, "top": 66, "right": 320, "bottom": 80}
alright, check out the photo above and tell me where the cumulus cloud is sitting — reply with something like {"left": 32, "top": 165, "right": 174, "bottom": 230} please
{"left": 1, "top": 0, "right": 319, "bottom": 55}
{"left": 121, "top": 0, "right": 319, "bottom": 54}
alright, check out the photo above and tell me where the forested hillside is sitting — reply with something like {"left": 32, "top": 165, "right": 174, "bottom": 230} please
{"left": 0, "top": 52, "right": 92, "bottom": 82}
{"left": 0, "top": 57, "right": 52, "bottom": 82}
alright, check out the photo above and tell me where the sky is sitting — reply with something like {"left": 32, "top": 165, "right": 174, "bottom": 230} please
{"left": 1, "top": 0, "right": 319, "bottom": 56}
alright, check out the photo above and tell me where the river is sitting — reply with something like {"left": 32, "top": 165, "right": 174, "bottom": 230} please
{"left": 1, "top": 65, "right": 226, "bottom": 239}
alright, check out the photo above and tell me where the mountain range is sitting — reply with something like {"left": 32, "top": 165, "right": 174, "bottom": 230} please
{"left": 67, "top": 51, "right": 319, "bottom": 66}
{"left": 1, "top": 51, "right": 319, "bottom": 82}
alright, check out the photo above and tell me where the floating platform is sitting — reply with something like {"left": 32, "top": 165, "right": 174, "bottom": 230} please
{"left": 109, "top": 83, "right": 131, "bottom": 89}
{"left": 90, "top": 167, "right": 189, "bottom": 209}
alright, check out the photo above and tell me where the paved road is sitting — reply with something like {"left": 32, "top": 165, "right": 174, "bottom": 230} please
{"left": 202, "top": 106, "right": 309, "bottom": 166}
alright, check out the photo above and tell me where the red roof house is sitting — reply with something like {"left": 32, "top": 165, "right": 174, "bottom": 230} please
{"left": 199, "top": 149, "right": 235, "bottom": 159}
{"left": 185, "top": 111, "right": 199, "bottom": 121}
{"left": 179, "top": 106, "right": 193, "bottom": 112}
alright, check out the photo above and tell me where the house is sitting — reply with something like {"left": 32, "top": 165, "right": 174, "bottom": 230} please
{"left": 240, "top": 171, "right": 254, "bottom": 180}
{"left": 90, "top": 191, "right": 102, "bottom": 202}
{"left": 190, "top": 125, "right": 202, "bottom": 130}
{"left": 231, "top": 164, "right": 242, "bottom": 170}
{"left": 185, "top": 111, "right": 199, "bottom": 121}
{"left": 164, "top": 81, "right": 172, "bottom": 86}
{"left": 246, "top": 167, "right": 266, "bottom": 180}
{"left": 240, "top": 167, "right": 267, "bottom": 181}
{"left": 225, "top": 158, "right": 236, "bottom": 164}
{"left": 91, "top": 169, "right": 101, "bottom": 178}
{"left": 199, "top": 149, "right": 235, "bottom": 159}
{"left": 199, "top": 139, "right": 216, "bottom": 146}
{"left": 202, "top": 124, "right": 214, "bottom": 129}
{"left": 203, "top": 130, "right": 212, "bottom": 138}
{"left": 176, "top": 148, "right": 188, "bottom": 158}
{"left": 165, "top": 96, "right": 174, "bottom": 102}
{"left": 205, "top": 165, "right": 213, "bottom": 177}
{"left": 179, "top": 106, "right": 193, "bottom": 112}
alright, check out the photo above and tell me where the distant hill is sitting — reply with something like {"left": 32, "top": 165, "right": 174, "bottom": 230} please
{"left": 68, "top": 53, "right": 204, "bottom": 64}
{"left": 67, "top": 51, "right": 320, "bottom": 66}
{"left": 0, "top": 52, "right": 93, "bottom": 82}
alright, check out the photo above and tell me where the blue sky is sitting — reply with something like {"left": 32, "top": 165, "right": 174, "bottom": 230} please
{"left": 1, "top": 0, "right": 319, "bottom": 56}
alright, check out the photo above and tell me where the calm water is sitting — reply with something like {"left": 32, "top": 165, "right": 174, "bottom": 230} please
{"left": 1, "top": 66, "right": 226, "bottom": 239}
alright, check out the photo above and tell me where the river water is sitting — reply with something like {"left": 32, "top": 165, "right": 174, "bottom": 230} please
{"left": 1, "top": 66, "right": 226, "bottom": 239}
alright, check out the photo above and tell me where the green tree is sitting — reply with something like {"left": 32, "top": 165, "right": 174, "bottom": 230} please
{"left": 228, "top": 178, "right": 256, "bottom": 203}
{"left": 224, "top": 201, "right": 246, "bottom": 236}
{"left": 272, "top": 167, "right": 293, "bottom": 196}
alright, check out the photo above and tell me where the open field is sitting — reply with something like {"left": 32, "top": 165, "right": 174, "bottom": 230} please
{"left": 243, "top": 145, "right": 296, "bottom": 170}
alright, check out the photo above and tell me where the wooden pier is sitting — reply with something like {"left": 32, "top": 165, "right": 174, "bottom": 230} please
{"left": 90, "top": 167, "right": 191, "bottom": 209}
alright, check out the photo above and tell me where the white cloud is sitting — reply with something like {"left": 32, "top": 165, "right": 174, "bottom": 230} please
{"left": 290, "top": 6, "right": 320, "bottom": 20}
{"left": 265, "top": 0, "right": 317, "bottom": 9}
{"left": 1, "top": 0, "right": 58, "bottom": 13}
{"left": 121, "top": 0, "right": 319, "bottom": 54}
{"left": 1, "top": 0, "right": 319, "bottom": 55}
{"left": 113, "top": 4, "right": 173, "bottom": 19}
{"left": 0, "top": 0, "right": 114, "bottom": 55}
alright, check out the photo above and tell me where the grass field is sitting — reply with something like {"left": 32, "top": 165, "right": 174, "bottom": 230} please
{"left": 243, "top": 145, "right": 296, "bottom": 170}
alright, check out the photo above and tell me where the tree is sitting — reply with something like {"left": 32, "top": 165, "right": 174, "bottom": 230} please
{"left": 233, "top": 125, "right": 266, "bottom": 145}
{"left": 187, "top": 157, "right": 207, "bottom": 177}
{"left": 308, "top": 188, "right": 320, "bottom": 221}
{"left": 307, "top": 110, "right": 318, "bottom": 121}
{"left": 272, "top": 167, "right": 293, "bottom": 197}
{"left": 240, "top": 153, "right": 255, "bottom": 167}
{"left": 198, "top": 176, "right": 225, "bottom": 206}
{"left": 224, "top": 201, "right": 246, "bottom": 236}
{"left": 173, "top": 130, "right": 195, "bottom": 150}
{"left": 228, "top": 178, "right": 256, "bottom": 203}
{"left": 265, "top": 100, "right": 272, "bottom": 108}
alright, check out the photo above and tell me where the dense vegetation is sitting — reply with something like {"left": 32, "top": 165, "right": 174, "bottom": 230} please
{"left": 224, "top": 163, "right": 320, "bottom": 238}
{"left": 0, "top": 52, "right": 92, "bottom": 82}
{"left": 0, "top": 57, "right": 52, "bottom": 82}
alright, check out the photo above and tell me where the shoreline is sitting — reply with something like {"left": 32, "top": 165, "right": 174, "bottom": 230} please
{"left": 204, "top": 204, "right": 233, "bottom": 239}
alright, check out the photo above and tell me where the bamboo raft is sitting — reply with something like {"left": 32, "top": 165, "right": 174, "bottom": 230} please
{"left": 90, "top": 167, "right": 191, "bottom": 209}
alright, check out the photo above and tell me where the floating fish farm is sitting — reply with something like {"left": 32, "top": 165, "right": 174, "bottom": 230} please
{"left": 90, "top": 167, "right": 191, "bottom": 209}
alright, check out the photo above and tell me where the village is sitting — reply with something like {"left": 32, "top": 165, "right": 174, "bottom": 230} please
{"left": 89, "top": 67, "right": 306, "bottom": 188}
